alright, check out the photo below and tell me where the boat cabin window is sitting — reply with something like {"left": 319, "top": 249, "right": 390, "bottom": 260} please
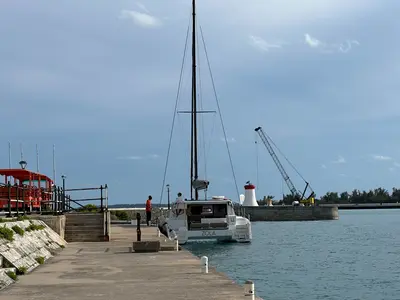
{"left": 22, "top": 180, "right": 48, "bottom": 188}
{"left": 187, "top": 203, "right": 227, "bottom": 218}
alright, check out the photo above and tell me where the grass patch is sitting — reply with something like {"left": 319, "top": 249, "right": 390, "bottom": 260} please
{"left": 25, "top": 223, "right": 45, "bottom": 232}
{"left": 16, "top": 215, "right": 29, "bottom": 221}
{"left": 35, "top": 256, "right": 45, "bottom": 265}
{"left": 12, "top": 225, "right": 24, "bottom": 236}
{"left": 17, "top": 266, "right": 27, "bottom": 275}
{"left": 0, "top": 226, "right": 14, "bottom": 241}
{"left": 60, "top": 244, "right": 65, "bottom": 249}
{"left": 6, "top": 271, "right": 17, "bottom": 281}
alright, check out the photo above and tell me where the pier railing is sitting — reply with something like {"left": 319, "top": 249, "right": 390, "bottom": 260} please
{"left": 0, "top": 183, "right": 108, "bottom": 217}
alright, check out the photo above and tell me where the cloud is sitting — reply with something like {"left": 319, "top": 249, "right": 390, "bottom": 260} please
{"left": 321, "top": 164, "right": 327, "bottom": 169}
{"left": 304, "top": 33, "right": 359, "bottom": 53}
{"left": 119, "top": 9, "right": 162, "bottom": 28}
{"left": 220, "top": 137, "right": 236, "bottom": 143}
{"left": 136, "top": 2, "right": 150, "bottom": 13}
{"left": 304, "top": 34, "right": 322, "bottom": 48}
{"left": 116, "top": 154, "right": 160, "bottom": 160}
{"left": 372, "top": 155, "right": 392, "bottom": 161}
{"left": 393, "top": 162, "right": 400, "bottom": 167}
{"left": 339, "top": 173, "right": 347, "bottom": 177}
{"left": 249, "top": 35, "right": 282, "bottom": 52}
{"left": 331, "top": 155, "right": 346, "bottom": 164}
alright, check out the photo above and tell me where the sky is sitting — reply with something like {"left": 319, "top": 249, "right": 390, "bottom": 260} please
{"left": 1, "top": 0, "right": 400, "bottom": 205}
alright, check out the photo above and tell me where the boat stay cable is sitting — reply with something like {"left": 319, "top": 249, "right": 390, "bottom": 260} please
{"left": 159, "top": 20, "right": 191, "bottom": 205}
{"left": 199, "top": 25, "right": 240, "bottom": 201}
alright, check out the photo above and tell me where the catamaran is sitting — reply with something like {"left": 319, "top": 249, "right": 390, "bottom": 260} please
{"left": 157, "top": 0, "right": 252, "bottom": 245}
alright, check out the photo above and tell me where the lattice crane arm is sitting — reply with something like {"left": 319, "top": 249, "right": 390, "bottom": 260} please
{"left": 255, "top": 126, "right": 299, "bottom": 198}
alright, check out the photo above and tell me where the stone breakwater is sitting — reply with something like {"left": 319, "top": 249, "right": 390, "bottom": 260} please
{"left": 0, "top": 219, "right": 67, "bottom": 290}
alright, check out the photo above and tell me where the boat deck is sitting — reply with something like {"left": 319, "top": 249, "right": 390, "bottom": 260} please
{"left": 0, "top": 225, "right": 262, "bottom": 300}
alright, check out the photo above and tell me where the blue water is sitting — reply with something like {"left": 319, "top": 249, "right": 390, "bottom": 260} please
{"left": 185, "top": 210, "right": 400, "bottom": 300}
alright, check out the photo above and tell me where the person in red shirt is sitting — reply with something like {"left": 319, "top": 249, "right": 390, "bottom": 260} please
{"left": 145, "top": 195, "right": 152, "bottom": 226}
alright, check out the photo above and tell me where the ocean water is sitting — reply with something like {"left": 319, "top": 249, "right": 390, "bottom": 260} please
{"left": 185, "top": 209, "right": 400, "bottom": 300}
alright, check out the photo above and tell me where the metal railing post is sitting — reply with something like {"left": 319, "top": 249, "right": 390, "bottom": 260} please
{"left": 104, "top": 184, "right": 108, "bottom": 210}
{"left": 100, "top": 185, "right": 104, "bottom": 212}
{"left": 7, "top": 182, "right": 11, "bottom": 218}
{"left": 62, "top": 187, "right": 65, "bottom": 213}
{"left": 15, "top": 185, "right": 19, "bottom": 217}
{"left": 57, "top": 187, "right": 61, "bottom": 214}
{"left": 22, "top": 187, "right": 26, "bottom": 215}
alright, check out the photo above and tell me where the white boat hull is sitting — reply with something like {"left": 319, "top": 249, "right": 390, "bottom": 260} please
{"left": 158, "top": 199, "right": 252, "bottom": 245}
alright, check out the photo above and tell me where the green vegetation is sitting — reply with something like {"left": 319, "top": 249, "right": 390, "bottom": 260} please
{"left": 112, "top": 210, "right": 129, "bottom": 221}
{"left": 60, "top": 244, "right": 65, "bottom": 249}
{"left": 6, "top": 271, "right": 17, "bottom": 281}
{"left": 257, "top": 187, "right": 400, "bottom": 205}
{"left": 12, "top": 225, "right": 24, "bottom": 236}
{"left": 0, "top": 226, "right": 14, "bottom": 241}
{"left": 76, "top": 204, "right": 99, "bottom": 212}
{"left": 16, "top": 215, "right": 30, "bottom": 221}
{"left": 25, "top": 223, "right": 45, "bottom": 232}
{"left": 0, "top": 215, "right": 30, "bottom": 223}
{"left": 17, "top": 266, "right": 27, "bottom": 275}
{"left": 35, "top": 256, "right": 45, "bottom": 265}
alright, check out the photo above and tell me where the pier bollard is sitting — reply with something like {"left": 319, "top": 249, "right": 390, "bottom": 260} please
{"left": 200, "top": 256, "right": 208, "bottom": 274}
{"left": 157, "top": 228, "right": 161, "bottom": 237}
{"left": 244, "top": 280, "right": 255, "bottom": 299}
{"left": 136, "top": 213, "right": 141, "bottom": 242}
{"left": 175, "top": 238, "right": 179, "bottom": 251}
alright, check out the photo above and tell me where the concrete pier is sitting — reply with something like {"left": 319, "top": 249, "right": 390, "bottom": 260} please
{"left": 0, "top": 225, "right": 261, "bottom": 300}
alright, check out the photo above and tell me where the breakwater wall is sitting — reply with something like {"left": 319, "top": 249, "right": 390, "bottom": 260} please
{"left": 0, "top": 218, "right": 67, "bottom": 290}
{"left": 319, "top": 203, "right": 400, "bottom": 210}
{"left": 236, "top": 205, "right": 339, "bottom": 221}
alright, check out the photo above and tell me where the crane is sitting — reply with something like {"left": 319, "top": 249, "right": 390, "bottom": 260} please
{"left": 254, "top": 126, "right": 315, "bottom": 205}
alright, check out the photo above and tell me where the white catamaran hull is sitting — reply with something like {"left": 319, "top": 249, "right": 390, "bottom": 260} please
{"left": 159, "top": 201, "right": 252, "bottom": 245}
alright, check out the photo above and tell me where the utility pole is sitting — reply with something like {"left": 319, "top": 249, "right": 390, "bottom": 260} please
{"left": 166, "top": 184, "right": 170, "bottom": 210}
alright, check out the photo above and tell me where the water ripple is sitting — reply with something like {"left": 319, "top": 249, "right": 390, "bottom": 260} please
{"left": 185, "top": 209, "right": 400, "bottom": 300}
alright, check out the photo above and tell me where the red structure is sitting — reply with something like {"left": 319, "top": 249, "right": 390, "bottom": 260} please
{"left": 0, "top": 169, "right": 53, "bottom": 211}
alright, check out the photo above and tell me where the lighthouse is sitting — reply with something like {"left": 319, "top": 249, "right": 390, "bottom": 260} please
{"left": 243, "top": 181, "right": 259, "bottom": 207}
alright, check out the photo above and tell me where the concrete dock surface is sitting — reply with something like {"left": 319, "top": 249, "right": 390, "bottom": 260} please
{"left": 0, "top": 225, "right": 261, "bottom": 300}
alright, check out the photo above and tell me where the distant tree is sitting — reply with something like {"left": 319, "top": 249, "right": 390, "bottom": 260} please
{"left": 263, "top": 186, "right": 400, "bottom": 205}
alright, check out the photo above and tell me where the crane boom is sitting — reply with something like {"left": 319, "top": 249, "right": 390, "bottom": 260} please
{"left": 255, "top": 126, "right": 299, "bottom": 197}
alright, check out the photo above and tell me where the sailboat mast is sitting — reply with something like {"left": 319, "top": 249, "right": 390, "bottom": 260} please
{"left": 191, "top": 0, "right": 199, "bottom": 200}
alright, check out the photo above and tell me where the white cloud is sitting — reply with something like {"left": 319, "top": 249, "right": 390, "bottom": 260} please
{"left": 249, "top": 35, "right": 282, "bottom": 52}
{"left": 331, "top": 155, "right": 346, "bottom": 164}
{"left": 321, "top": 164, "right": 327, "bottom": 169}
{"left": 116, "top": 154, "right": 160, "bottom": 160}
{"left": 304, "top": 34, "right": 322, "bottom": 48}
{"left": 389, "top": 167, "right": 395, "bottom": 172}
{"left": 338, "top": 40, "right": 360, "bottom": 53}
{"left": 221, "top": 137, "right": 236, "bottom": 143}
{"left": 117, "top": 155, "right": 142, "bottom": 160}
{"left": 136, "top": 2, "right": 150, "bottom": 13}
{"left": 393, "top": 162, "right": 400, "bottom": 168}
{"left": 372, "top": 155, "right": 392, "bottom": 161}
{"left": 119, "top": 9, "right": 162, "bottom": 28}
{"left": 304, "top": 33, "right": 359, "bottom": 53}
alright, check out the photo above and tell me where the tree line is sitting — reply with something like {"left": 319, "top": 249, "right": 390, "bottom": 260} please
{"left": 257, "top": 187, "right": 400, "bottom": 205}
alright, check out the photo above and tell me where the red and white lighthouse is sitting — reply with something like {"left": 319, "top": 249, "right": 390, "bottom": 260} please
{"left": 243, "top": 182, "right": 259, "bottom": 207}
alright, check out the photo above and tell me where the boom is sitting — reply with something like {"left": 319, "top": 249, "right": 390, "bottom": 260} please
{"left": 255, "top": 126, "right": 299, "bottom": 197}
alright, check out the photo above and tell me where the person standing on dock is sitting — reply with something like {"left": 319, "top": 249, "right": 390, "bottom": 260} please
{"left": 146, "top": 195, "right": 152, "bottom": 226}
